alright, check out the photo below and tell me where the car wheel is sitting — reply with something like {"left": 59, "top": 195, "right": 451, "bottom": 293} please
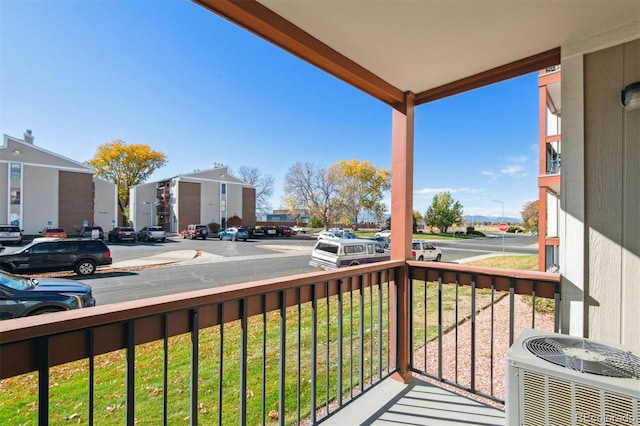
{"left": 243, "top": 238, "right": 247, "bottom": 241}
{"left": 418, "top": 255, "right": 424, "bottom": 261}
{"left": 190, "top": 234, "right": 194, "bottom": 240}
{"left": 75, "top": 260, "right": 96, "bottom": 276}
{"left": 182, "top": 234, "right": 186, "bottom": 239}
{"left": 435, "top": 254, "right": 442, "bottom": 262}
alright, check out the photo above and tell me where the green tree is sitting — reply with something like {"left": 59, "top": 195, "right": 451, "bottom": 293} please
{"left": 86, "top": 140, "right": 167, "bottom": 225}
{"left": 424, "top": 192, "right": 463, "bottom": 233}
{"left": 521, "top": 200, "right": 539, "bottom": 231}
{"left": 332, "top": 159, "right": 391, "bottom": 229}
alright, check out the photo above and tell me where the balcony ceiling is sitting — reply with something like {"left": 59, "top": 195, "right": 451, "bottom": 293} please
{"left": 195, "top": 0, "right": 639, "bottom": 105}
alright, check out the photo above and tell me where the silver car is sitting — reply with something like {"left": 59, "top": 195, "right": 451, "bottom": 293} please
{"left": 0, "top": 225, "right": 22, "bottom": 245}
{"left": 136, "top": 226, "right": 166, "bottom": 242}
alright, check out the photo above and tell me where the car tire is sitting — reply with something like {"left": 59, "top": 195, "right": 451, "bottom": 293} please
{"left": 182, "top": 234, "right": 187, "bottom": 239}
{"left": 190, "top": 234, "right": 194, "bottom": 240}
{"left": 435, "top": 254, "right": 442, "bottom": 262}
{"left": 75, "top": 260, "right": 96, "bottom": 276}
{"left": 418, "top": 255, "right": 424, "bottom": 261}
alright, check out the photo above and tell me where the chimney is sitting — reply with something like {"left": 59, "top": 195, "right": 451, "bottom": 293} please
{"left": 23, "top": 129, "right": 34, "bottom": 144}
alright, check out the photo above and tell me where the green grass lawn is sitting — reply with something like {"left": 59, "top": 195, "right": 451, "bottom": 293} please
{"left": 0, "top": 255, "right": 541, "bottom": 425}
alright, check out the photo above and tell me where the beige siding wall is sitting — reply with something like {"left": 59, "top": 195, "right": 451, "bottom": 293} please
{"left": 0, "top": 162, "right": 7, "bottom": 224}
{"left": 93, "top": 178, "right": 118, "bottom": 231}
{"left": 22, "top": 165, "right": 59, "bottom": 234}
{"left": 562, "top": 34, "right": 639, "bottom": 352}
{"left": 200, "top": 180, "right": 221, "bottom": 226}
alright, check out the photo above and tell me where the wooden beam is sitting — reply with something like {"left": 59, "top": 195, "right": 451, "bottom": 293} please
{"left": 415, "top": 48, "right": 561, "bottom": 105}
{"left": 193, "top": 0, "right": 404, "bottom": 105}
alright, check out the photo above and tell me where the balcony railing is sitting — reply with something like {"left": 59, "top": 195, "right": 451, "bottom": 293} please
{"left": 0, "top": 261, "right": 559, "bottom": 425}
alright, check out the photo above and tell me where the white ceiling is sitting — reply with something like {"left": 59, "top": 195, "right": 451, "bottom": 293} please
{"left": 260, "top": 0, "right": 639, "bottom": 94}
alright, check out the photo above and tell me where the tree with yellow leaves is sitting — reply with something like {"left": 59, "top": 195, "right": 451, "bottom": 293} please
{"left": 86, "top": 140, "right": 167, "bottom": 225}
{"left": 332, "top": 159, "right": 391, "bottom": 229}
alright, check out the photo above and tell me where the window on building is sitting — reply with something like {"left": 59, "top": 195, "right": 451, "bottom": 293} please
{"left": 221, "top": 183, "right": 226, "bottom": 195}
{"left": 10, "top": 189, "right": 20, "bottom": 205}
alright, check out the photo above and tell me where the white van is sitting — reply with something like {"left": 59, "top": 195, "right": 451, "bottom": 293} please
{"left": 309, "top": 238, "right": 390, "bottom": 270}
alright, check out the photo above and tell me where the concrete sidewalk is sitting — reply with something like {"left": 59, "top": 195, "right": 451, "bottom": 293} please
{"left": 109, "top": 250, "right": 199, "bottom": 268}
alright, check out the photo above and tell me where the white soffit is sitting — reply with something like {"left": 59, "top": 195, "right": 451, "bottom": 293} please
{"left": 259, "top": 0, "right": 640, "bottom": 93}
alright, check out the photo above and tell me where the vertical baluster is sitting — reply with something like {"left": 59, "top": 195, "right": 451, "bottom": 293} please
{"left": 455, "top": 272, "right": 459, "bottom": 383}
{"left": 162, "top": 315, "right": 168, "bottom": 426}
{"left": 262, "top": 294, "right": 267, "bottom": 426}
{"left": 218, "top": 304, "right": 224, "bottom": 426}
{"left": 190, "top": 309, "right": 199, "bottom": 426}
{"left": 126, "top": 320, "right": 135, "bottom": 426}
{"left": 297, "top": 287, "right": 302, "bottom": 423}
{"left": 337, "top": 279, "right": 343, "bottom": 408}
{"left": 490, "top": 277, "right": 495, "bottom": 397}
{"left": 437, "top": 270, "right": 443, "bottom": 380}
{"left": 279, "top": 290, "right": 286, "bottom": 426}
{"left": 310, "top": 284, "right": 317, "bottom": 424}
{"left": 377, "top": 271, "right": 383, "bottom": 381}
{"left": 239, "top": 300, "right": 247, "bottom": 425}
{"left": 37, "top": 336, "right": 49, "bottom": 426}
{"left": 359, "top": 275, "right": 365, "bottom": 393}
{"left": 470, "top": 274, "right": 477, "bottom": 392}
{"left": 325, "top": 281, "right": 330, "bottom": 413}
{"left": 532, "top": 281, "right": 537, "bottom": 329}
{"left": 509, "top": 278, "right": 515, "bottom": 346}
{"left": 88, "top": 328, "right": 95, "bottom": 426}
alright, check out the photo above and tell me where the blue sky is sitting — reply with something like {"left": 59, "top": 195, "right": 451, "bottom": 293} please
{"left": 1, "top": 0, "right": 540, "bottom": 221}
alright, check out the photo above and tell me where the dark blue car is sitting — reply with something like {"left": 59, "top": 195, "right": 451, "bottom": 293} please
{"left": 0, "top": 270, "right": 96, "bottom": 320}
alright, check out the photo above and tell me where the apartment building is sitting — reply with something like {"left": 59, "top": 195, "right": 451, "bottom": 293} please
{"left": 537, "top": 66, "right": 561, "bottom": 272}
{"left": 0, "top": 131, "right": 118, "bottom": 235}
{"left": 129, "top": 166, "right": 256, "bottom": 233}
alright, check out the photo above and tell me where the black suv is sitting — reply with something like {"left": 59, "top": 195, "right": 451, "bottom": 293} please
{"left": 0, "top": 239, "right": 112, "bottom": 276}
{"left": 77, "top": 226, "right": 105, "bottom": 240}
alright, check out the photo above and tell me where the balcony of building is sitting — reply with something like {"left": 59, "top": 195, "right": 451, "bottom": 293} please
{"left": 0, "top": 261, "right": 560, "bottom": 425}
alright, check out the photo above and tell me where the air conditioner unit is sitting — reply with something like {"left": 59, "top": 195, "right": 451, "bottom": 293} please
{"left": 505, "top": 329, "right": 640, "bottom": 425}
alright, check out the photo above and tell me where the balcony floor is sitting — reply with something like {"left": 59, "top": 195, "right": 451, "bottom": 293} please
{"left": 323, "top": 376, "right": 505, "bottom": 426}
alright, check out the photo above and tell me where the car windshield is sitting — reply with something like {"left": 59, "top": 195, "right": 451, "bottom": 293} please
{"left": 0, "top": 270, "right": 35, "bottom": 290}
{"left": 149, "top": 227, "right": 163, "bottom": 231}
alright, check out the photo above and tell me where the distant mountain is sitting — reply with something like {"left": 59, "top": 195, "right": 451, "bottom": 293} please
{"left": 463, "top": 215, "right": 522, "bottom": 224}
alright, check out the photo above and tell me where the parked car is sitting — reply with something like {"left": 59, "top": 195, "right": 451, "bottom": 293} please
{"left": 136, "top": 226, "right": 166, "bottom": 242}
{"left": 262, "top": 226, "right": 279, "bottom": 237}
{"left": 0, "top": 238, "right": 112, "bottom": 276}
{"left": 278, "top": 226, "right": 293, "bottom": 237}
{"left": 0, "top": 269, "right": 96, "bottom": 320}
{"left": 411, "top": 240, "right": 442, "bottom": 261}
{"left": 108, "top": 227, "right": 137, "bottom": 243}
{"left": 291, "top": 226, "right": 308, "bottom": 234}
{"left": 181, "top": 224, "right": 209, "bottom": 240}
{"left": 0, "top": 225, "right": 23, "bottom": 245}
{"left": 318, "top": 230, "right": 356, "bottom": 240}
{"left": 375, "top": 230, "right": 391, "bottom": 239}
{"left": 309, "top": 238, "right": 390, "bottom": 270}
{"left": 77, "top": 226, "right": 105, "bottom": 240}
{"left": 246, "top": 226, "right": 264, "bottom": 238}
{"left": 39, "top": 227, "right": 67, "bottom": 239}
{"left": 218, "top": 227, "right": 249, "bottom": 241}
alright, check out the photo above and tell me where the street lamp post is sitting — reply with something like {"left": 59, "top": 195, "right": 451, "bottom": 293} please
{"left": 492, "top": 199, "right": 505, "bottom": 253}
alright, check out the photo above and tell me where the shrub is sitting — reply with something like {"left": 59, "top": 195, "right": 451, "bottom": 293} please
{"left": 507, "top": 226, "right": 525, "bottom": 234}
{"left": 308, "top": 216, "right": 323, "bottom": 228}
{"left": 208, "top": 222, "right": 220, "bottom": 234}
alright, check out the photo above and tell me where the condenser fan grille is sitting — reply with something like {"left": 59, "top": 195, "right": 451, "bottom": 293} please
{"left": 525, "top": 336, "right": 640, "bottom": 379}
